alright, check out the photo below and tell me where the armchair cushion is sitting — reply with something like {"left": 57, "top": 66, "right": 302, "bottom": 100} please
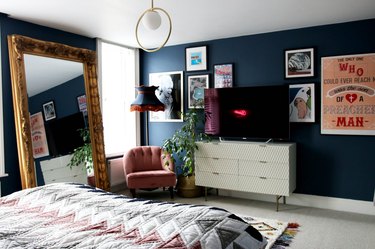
{"left": 126, "top": 170, "right": 176, "bottom": 189}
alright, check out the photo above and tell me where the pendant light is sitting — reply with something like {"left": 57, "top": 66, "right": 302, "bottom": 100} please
{"left": 135, "top": 0, "right": 172, "bottom": 52}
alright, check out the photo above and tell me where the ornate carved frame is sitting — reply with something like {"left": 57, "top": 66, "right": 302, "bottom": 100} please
{"left": 7, "top": 34, "right": 109, "bottom": 190}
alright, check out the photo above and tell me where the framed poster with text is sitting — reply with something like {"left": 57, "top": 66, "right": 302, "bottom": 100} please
{"left": 321, "top": 53, "right": 375, "bottom": 135}
{"left": 30, "top": 112, "right": 50, "bottom": 158}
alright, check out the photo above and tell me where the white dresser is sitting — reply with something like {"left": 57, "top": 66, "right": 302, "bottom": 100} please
{"left": 40, "top": 154, "right": 88, "bottom": 185}
{"left": 195, "top": 141, "right": 296, "bottom": 210}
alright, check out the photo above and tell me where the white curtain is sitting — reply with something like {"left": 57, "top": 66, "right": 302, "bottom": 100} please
{"left": 97, "top": 39, "right": 140, "bottom": 157}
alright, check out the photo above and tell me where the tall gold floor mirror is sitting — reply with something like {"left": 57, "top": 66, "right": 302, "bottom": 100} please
{"left": 8, "top": 34, "right": 109, "bottom": 190}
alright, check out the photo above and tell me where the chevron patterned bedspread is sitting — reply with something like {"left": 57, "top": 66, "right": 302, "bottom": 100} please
{"left": 0, "top": 183, "right": 267, "bottom": 249}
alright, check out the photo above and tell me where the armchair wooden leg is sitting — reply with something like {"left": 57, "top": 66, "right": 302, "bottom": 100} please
{"left": 168, "top": 186, "right": 174, "bottom": 200}
{"left": 130, "top": 189, "right": 136, "bottom": 198}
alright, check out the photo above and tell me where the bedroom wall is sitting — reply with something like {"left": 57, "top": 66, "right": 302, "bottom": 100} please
{"left": 28, "top": 75, "right": 86, "bottom": 118}
{"left": 140, "top": 19, "right": 375, "bottom": 202}
{"left": 0, "top": 14, "right": 96, "bottom": 195}
{"left": 28, "top": 75, "right": 86, "bottom": 185}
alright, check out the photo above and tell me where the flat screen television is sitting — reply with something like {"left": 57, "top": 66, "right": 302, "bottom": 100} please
{"left": 45, "top": 112, "right": 87, "bottom": 157}
{"left": 204, "top": 85, "right": 290, "bottom": 140}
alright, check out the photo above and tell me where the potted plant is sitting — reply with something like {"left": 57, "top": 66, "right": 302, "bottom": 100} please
{"left": 67, "top": 127, "right": 95, "bottom": 186}
{"left": 162, "top": 107, "right": 210, "bottom": 197}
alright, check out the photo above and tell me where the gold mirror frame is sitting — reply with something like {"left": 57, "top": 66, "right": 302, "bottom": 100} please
{"left": 7, "top": 34, "right": 109, "bottom": 190}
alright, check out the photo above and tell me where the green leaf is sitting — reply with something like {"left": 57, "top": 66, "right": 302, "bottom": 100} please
{"left": 161, "top": 106, "right": 211, "bottom": 176}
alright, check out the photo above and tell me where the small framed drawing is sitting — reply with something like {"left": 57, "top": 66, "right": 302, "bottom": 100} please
{"left": 289, "top": 83, "right": 315, "bottom": 123}
{"left": 149, "top": 71, "right": 183, "bottom": 122}
{"left": 42, "top": 100, "right": 56, "bottom": 121}
{"left": 214, "top": 63, "right": 234, "bottom": 88}
{"left": 77, "top": 94, "right": 87, "bottom": 113}
{"left": 285, "top": 48, "right": 314, "bottom": 78}
{"left": 185, "top": 46, "right": 207, "bottom": 71}
{"left": 188, "top": 74, "right": 209, "bottom": 108}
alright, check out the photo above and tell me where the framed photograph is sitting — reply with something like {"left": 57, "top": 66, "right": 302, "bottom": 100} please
{"left": 42, "top": 100, "right": 56, "bottom": 121}
{"left": 289, "top": 83, "right": 315, "bottom": 123}
{"left": 321, "top": 53, "right": 375, "bottom": 135}
{"left": 285, "top": 48, "right": 314, "bottom": 78}
{"left": 185, "top": 46, "right": 207, "bottom": 71}
{"left": 214, "top": 63, "right": 234, "bottom": 88}
{"left": 77, "top": 94, "right": 87, "bottom": 113}
{"left": 149, "top": 71, "right": 183, "bottom": 122}
{"left": 188, "top": 74, "right": 209, "bottom": 108}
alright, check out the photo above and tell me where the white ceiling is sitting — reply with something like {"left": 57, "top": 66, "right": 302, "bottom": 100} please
{"left": 3, "top": 0, "right": 375, "bottom": 95}
{"left": 1, "top": 0, "right": 375, "bottom": 48}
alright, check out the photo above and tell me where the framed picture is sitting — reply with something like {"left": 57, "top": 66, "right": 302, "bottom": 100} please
{"left": 149, "top": 71, "right": 183, "bottom": 122}
{"left": 42, "top": 100, "right": 56, "bottom": 121}
{"left": 285, "top": 48, "right": 314, "bottom": 78}
{"left": 214, "top": 63, "right": 234, "bottom": 88}
{"left": 77, "top": 94, "right": 87, "bottom": 113}
{"left": 30, "top": 112, "right": 49, "bottom": 158}
{"left": 289, "top": 83, "right": 315, "bottom": 123}
{"left": 188, "top": 74, "right": 209, "bottom": 108}
{"left": 321, "top": 53, "right": 375, "bottom": 135}
{"left": 185, "top": 46, "right": 207, "bottom": 71}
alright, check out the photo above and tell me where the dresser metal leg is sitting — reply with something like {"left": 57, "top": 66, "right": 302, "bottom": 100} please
{"left": 276, "top": 195, "right": 285, "bottom": 212}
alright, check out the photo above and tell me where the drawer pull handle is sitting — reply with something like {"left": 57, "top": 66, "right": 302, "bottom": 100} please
{"left": 213, "top": 172, "right": 219, "bottom": 175}
{"left": 212, "top": 157, "right": 219, "bottom": 160}
{"left": 259, "top": 160, "right": 267, "bottom": 163}
{"left": 259, "top": 177, "right": 267, "bottom": 180}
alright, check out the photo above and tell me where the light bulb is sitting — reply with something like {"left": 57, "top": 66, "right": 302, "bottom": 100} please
{"left": 142, "top": 10, "right": 162, "bottom": 30}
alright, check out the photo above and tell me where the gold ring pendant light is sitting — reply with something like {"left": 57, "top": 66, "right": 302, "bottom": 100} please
{"left": 136, "top": 0, "right": 172, "bottom": 52}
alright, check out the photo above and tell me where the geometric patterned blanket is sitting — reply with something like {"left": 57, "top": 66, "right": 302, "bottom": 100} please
{"left": 0, "top": 183, "right": 267, "bottom": 249}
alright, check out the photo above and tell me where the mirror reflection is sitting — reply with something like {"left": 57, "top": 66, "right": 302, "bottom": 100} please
{"left": 24, "top": 55, "right": 93, "bottom": 186}
{"left": 7, "top": 34, "right": 109, "bottom": 190}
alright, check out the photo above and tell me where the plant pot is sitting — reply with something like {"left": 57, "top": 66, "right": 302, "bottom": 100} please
{"left": 176, "top": 175, "right": 203, "bottom": 198}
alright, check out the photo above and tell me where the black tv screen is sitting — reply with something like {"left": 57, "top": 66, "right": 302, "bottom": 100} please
{"left": 204, "top": 85, "right": 290, "bottom": 140}
{"left": 45, "top": 112, "right": 87, "bottom": 157}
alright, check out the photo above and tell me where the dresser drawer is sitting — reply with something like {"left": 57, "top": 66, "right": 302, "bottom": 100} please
{"left": 43, "top": 165, "right": 87, "bottom": 184}
{"left": 238, "top": 160, "right": 289, "bottom": 179}
{"left": 196, "top": 171, "right": 237, "bottom": 190}
{"left": 196, "top": 157, "right": 237, "bottom": 175}
{"left": 236, "top": 144, "right": 292, "bottom": 163}
{"left": 238, "top": 176, "right": 290, "bottom": 196}
{"left": 196, "top": 142, "right": 239, "bottom": 159}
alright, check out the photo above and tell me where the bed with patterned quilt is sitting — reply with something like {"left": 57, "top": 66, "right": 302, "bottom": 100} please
{"left": 0, "top": 183, "right": 267, "bottom": 248}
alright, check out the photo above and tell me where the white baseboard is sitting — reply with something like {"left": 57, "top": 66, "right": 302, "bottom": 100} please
{"left": 219, "top": 190, "right": 375, "bottom": 216}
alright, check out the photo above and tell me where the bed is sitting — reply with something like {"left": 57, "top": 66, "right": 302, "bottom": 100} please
{"left": 0, "top": 183, "right": 267, "bottom": 248}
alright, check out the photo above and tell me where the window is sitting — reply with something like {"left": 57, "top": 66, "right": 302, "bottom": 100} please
{"left": 98, "top": 40, "right": 139, "bottom": 157}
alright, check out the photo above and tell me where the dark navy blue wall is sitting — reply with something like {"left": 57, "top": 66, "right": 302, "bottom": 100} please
{"left": 28, "top": 76, "right": 86, "bottom": 185}
{"left": 29, "top": 75, "right": 85, "bottom": 118}
{"left": 140, "top": 19, "right": 375, "bottom": 202}
{"left": 0, "top": 14, "right": 96, "bottom": 195}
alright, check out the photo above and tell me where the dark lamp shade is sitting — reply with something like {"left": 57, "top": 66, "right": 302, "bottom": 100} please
{"left": 130, "top": 85, "right": 165, "bottom": 112}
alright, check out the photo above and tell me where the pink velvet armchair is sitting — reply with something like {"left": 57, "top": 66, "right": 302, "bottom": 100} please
{"left": 123, "top": 146, "right": 176, "bottom": 199}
